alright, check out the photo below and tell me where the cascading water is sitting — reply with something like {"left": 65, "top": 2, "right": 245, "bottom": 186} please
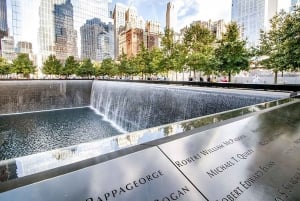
{"left": 90, "top": 81, "right": 280, "bottom": 132}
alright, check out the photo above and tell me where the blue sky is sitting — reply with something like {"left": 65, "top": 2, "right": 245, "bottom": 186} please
{"left": 112, "top": 0, "right": 290, "bottom": 31}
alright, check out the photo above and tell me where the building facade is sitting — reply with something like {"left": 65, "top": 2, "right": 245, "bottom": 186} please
{"left": 192, "top": 19, "right": 226, "bottom": 40}
{"left": 231, "top": 0, "right": 278, "bottom": 47}
{"left": 54, "top": 0, "right": 78, "bottom": 61}
{"left": 0, "top": 0, "right": 8, "bottom": 51}
{"left": 5, "top": 0, "right": 112, "bottom": 71}
{"left": 126, "top": 28, "right": 144, "bottom": 58}
{"left": 113, "top": 3, "right": 127, "bottom": 58}
{"left": 81, "top": 18, "right": 114, "bottom": 61}
{"left": 1, "top": 36, "right": 15, "bottom": 61}
{"left": 113, "top": 3, "right": 160, "bottom": 59}
{"left": 291, "top": 0, "right": 300, "bottom": 11}
{"left": 145, "top": 21, "right": 160, "bottom": 50}
{"left": 166, "top": 1, "right": 177, "bottom": 31}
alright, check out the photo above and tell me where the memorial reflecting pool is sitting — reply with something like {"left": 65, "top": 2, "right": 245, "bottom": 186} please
{"left": 0, "top": 107, "right": 121, "bottom": 160}
{"left": 0, "top": 80, "right": 288, "bottom": 162}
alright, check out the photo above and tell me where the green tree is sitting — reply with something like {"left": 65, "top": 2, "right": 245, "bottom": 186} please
{"left": 282, "top": 7, "right": 300, "bottom": 70}
{"left": 161, "top": 28, "right": 176, "bottom": 76}
{"left": 183, "top": 23, "right": 215, "bottom": 79}
{"left": 147, "top": 47, "right": 163, "bottom": 77}
{"left": 100, "top": 58, "right": 116, "bottom": 77}
{"left": 118, "top": 52, "right": 137, "bottom": 78}
{"left": 12, "top": 53, "right": 36, "bottom": 78}
{"left": 61, "top": 56, "right": 79, "bottom": 77}
{"left": 42, "top": 54, "right": 62, "bottom": 77}
{"left": 135, "top": 43, "right": 150, "bottom": 79}
{"left": 126, "top": 57, "right": 139, "bottom": 79}
{"left": 0, "top": 57, "right": 11, "bottom": 78}
{"left": 215, "top": 22, "right": 249, "bottom": 82}
{"left": 76, "top": 58, "right": 95, "bottom": 78}
{"left": 171, "top": 43, "right": 188, "bottom": 80}
{"left": 257, "top": 11, "right": 289, "bottom": 84}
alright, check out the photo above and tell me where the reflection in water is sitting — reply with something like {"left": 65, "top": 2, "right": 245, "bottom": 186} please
{"left": 0, "top": 160, "right": 17, "bottom": 182}
{"left": 0, "top": 108, "right": 121, "bottom": 160}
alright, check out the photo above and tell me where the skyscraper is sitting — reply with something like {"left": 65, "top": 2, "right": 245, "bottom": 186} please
{"left": 231, "top": 0, "right": 278, "bottom": 47}
{"left": 113, "top": 3, "right": 128, "bottom": 58}
{"left": 72, "top": 0, "right": 112, "bottom": 59}
{"left": 0, "top": 0, "right": 8, "bottom": 50}
{"left": 291, "top": 0, "right": 300, "bottom": 11}
{"left": 166, "top": 1, "right": 177, "bottom": 31}
{"left": 54, "top": 0, "right": 78, "bottom": 61}
{"left": 145, "top": 20, "right": 160, "bottom": 50}
{"left": 81, "top": 18, "right": 114, "bottom": 61}
{"left": 6, "top": 0, "right": 112, "bottom": 67}
{"left": 1, "top": 36, "right": 15, "bottom": 61}
{"left": 38, "top": 0, "right": 67, "bottom": 62}
{"left": 192, "top": 20, "right": 226, "bottom": 40}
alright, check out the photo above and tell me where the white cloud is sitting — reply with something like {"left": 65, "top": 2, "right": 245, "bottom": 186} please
{"left": 173, "top": 0, "right": 291, "bottom": 32}
{"left": 173, "top": 0, "right": 231, "bottom": 31}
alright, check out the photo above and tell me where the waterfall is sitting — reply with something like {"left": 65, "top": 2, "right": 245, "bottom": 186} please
{"left": 90, "top": 81, "right": 280, "bottom": 132}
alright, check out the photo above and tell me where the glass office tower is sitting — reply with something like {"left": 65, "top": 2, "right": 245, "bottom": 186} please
{"left": 0, "top": 0, "right": 8, "bottom": 50}
{"left": 231, "top": 0, "right": 278, "bottom": 47}
{"left": 6, "top": 0, "right": 113, "bottom": 69}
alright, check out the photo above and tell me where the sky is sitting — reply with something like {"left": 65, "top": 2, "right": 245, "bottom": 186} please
{"left": 112, "top": 0, "right": 291, "bottom": 31}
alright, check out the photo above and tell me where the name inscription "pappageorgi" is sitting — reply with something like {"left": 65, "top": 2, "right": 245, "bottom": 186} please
{"left": 85, "top": 170, "right": 164, "bottom": 201}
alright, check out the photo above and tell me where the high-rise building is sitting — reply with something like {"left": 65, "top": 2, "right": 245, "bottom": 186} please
{"left": 291, "top": 0, "right": 300, "bottom": 11}
{"left": 39, "top": 0, "right": 68, "bottom": 62}
{"left": 0, "top": 0, "right": 8, "bottom": 50}
{"left": 166, "top": 1, "right": 177, "bottom": 31}
{"left": 72, "top": 0, "right": 112, "bottom": 59}
{"left": 113, "top": 3, "right": 127, "bottom": 58}
{"left": 114, "top": 3, "right": 160, "bottom": 58}
{"left": 145, "top": 21, "right": 160, "bottom": 50}
{"left": 126, "top": 28, "right": 144, "bottom": 58}
{"left": 16, "top": 41, "right": 37, "bottom": 65}
{"left": 81, "top": 18, "right": 114, "bottom": 61}
{"left": 6, "top": 0, "right": 112, "bottom": 71}
{"left": 125, "top": 7, "right": 145, "bottom": 30}
{"left": 231, "top": 0, "right": 278, "bottom": 47}
{"left": 192, "top": 20, "right": 226, "bottom": 40}
{"left": 1, "top": 36, "right": 15, "bottom": 61}
{"left": 54, "top": 0, "right": 78, "bottom": 61}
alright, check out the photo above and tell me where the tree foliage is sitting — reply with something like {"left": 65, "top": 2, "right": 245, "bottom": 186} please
{"left": 215, "top": 22, "right": 249, "bottom": 82}
{"left": 0, "top": 57, "right": 11, "bottom": 76}
{"left": 76, "top": 58, "right": 95, "bottom": 77}
{"left": 183, "top": 23, "right": 215, "bottom": 78}
{"left": 102, "top": 58, "right": 118, "bottom": 77}
{"left": 42, "top": 54, "right": 62, "bottom": 76}
{"left": 12, "top": 53, "right": 36, "bottom": 78}
{"left": 257, "top": 8, "right": 300, "bottom": 83}
{"left": 62, "top": 56, "right": 79, "bottom": 77}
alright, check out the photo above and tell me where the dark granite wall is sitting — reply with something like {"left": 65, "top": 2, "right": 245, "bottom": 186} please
{"left": 0, "top": 80, "right": 92, "bottom": 114}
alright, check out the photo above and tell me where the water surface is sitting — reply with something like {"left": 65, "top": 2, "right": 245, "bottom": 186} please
{"left": 0, "top": 107, "right": 121, "bottom": 160}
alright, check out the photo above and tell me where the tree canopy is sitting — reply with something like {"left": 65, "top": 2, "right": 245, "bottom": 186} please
{"left": 61, "top": 56, "right": 79, "bottom": 77}
{"left": 42, "top": 54, "right": 62, "bottom": 76}
{"left": 76, "top": 58, "right": 95, "bottom": 77}
{"left": 215, "top": 22, "right": 249, "bottom": 82}
{"left": 0, "top": 57, "right": 11, "bottom": 76}
{"left": 12, "top": 53, "right": 36, "bottom": 78}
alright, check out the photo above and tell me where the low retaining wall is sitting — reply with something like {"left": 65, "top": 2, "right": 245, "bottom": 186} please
{"left": 0, "top": 80, "right": 92, "bottom": 114}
